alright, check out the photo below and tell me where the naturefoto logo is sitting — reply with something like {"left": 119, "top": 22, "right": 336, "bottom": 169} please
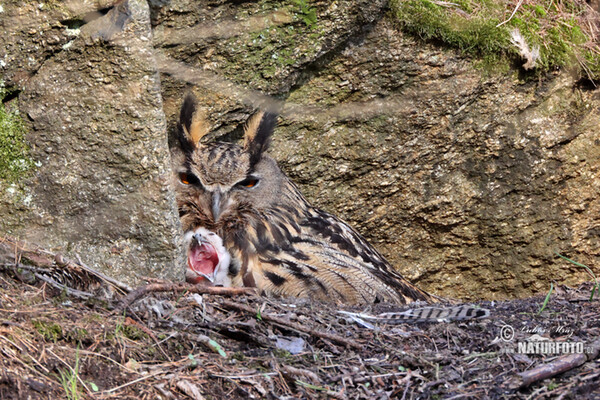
{"left": 498, "top": 324, "right": 594, "bottom": 355}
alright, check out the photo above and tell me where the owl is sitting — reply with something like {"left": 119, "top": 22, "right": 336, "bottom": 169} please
{"left": 184, "top": 227, "right": 232, "bottom": 287}
{"left": 172, "top": 93, "right": 433, "bottom": 305}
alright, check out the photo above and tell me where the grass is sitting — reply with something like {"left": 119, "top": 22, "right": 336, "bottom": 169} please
{"left": 57, "top": 348, "right": 81, "bottom": 400}
{"left": 0, "top": 83, "right": 35, "bottom": 184}
{"left": 537, "top": 282, "right": 554, "bottom": 314}
{"left": 555, "top": 252, "right": 599, "bottom": 300}
{"left": 389, "top": 0, "right": 600, "bottom": 81}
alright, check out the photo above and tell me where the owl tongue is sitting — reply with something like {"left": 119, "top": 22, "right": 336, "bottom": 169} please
{"left": 187, "top": 241, "right": 219, "bottom": 281}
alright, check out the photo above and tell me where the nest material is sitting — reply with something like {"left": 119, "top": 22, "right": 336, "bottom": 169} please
{"left": 1, "top": 235, "right": 599, "bottom": 399}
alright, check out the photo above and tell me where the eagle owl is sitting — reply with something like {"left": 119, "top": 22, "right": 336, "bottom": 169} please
{"left": 173, "top": 94, "right": 432, "bottom": 305}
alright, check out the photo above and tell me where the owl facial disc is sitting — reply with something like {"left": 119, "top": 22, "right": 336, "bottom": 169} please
{"left": 187, "top": 234, "right": 220, "bottom": 283}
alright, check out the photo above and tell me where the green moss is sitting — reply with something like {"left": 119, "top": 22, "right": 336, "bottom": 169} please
{"left": 292, "top": 0, "right": 317, "bottom": 28}
{"left": 390, "top": 0, "right": 508, "bottom": 55}
{"left": 389, "top": 0, "right": 600, "bottom": 80}
{"left": 65, "top": 327, "right": 89, "bottom": 344}
{"left": 272, "top": 348, "right": 293, "bottom": 360}
{"left": 0, "top": 84, "right": 35, "bottom": 184}
{"left": 33, "top": 320, "right": 64, "bottom": 342}
{"left": 32, "top": 320, "right": 90, "bottom": 344}
{"left": 119, "top": 324, "right": 147, "bottom": 341}
{"left": 220, "top": 1, "right": 326, "bottom": 88}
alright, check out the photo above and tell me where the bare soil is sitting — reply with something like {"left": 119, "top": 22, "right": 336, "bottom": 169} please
{"left": 0, "top": 236, "right": 599, "bottom": 399}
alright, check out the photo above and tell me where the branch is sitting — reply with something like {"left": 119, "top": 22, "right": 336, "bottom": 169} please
{"left": 220, "top": 299, "right": 363, "bottom": 350}
{"left": 496, "top": 0, "right": 524, "bottom": 28}
{"left": 115, "top": 282, "right": 254, "bottom": 313}
{"left": 509, "top": 339, "right": 600, "bottom": 389}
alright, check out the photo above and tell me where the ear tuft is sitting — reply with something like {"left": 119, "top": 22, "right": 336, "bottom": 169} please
{"left": 243, "top": 111, "right": 277, "bottom": 167}
{"left": 177, "top": 93, "right": 209, "bottom": 153}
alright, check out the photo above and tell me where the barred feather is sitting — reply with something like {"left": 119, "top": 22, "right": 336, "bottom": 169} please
{"left": 339, "top": 305, "right": 490, "bottom": 324}
{"left": 173, "top": 95, "right": 433, "bottom": 305}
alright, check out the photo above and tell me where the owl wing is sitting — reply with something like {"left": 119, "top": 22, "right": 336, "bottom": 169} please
{"left": 247, "top": 207, "right": 431, "bottom": 304}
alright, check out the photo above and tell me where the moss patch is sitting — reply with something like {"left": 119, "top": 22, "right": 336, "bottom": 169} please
{"left": 220, "top": 0, "right": 326, "bottom": 89}
{"left": 32, "top": 320, "right": 64, "bottom": 342}
{"left": 0, "top": 84, "right": 35, "bottom": 184}
{"left": 390, "top": 0, "right": 600, "bottom": 80}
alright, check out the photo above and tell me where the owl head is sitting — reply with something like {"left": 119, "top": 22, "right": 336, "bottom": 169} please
{"left": 173, "top": 94, "right": 285, "bottom": 228}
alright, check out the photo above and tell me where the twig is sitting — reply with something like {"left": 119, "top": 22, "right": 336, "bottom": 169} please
{"left": 115, "top": 282, "right": 253, "bottom": 312}
{"left": 220, "top": 299, "right": 363, "bottom": 350}
{"left": 124, "top": 317, "right": 172, "bottom": 362}
{"left": 73, "top": 253, "right": 132, "bottom": 293}
{"left": 33, "top": 269, "right": 95, "bottom": 300}
{"left": 210, "top": 372, "right": 279, "bottom": 379}
{"left": 2, "top": 262, "right": 96, "bottom": 300}
{"left": 177, "top": 332, "right": 228, "bottom": 357}
{"left": 509, "top": 339, "right": 600, "bottom": 389}
{"left": 401, "top": 375, "right": 411, "bottom": 400}
{"left": 46, "top": 348, "right": 94, "bottom": 397}
{"left": 103, "top": 371, "right": 165, "bottom": 394}
{"left": 496, "top": 0, "right": 524, "bottom": 28}
{"left": 0, "top": 336, "right": 53, "bottom": 381}
{"left": 1, "top": 235, "right": 131, "bottom": 294}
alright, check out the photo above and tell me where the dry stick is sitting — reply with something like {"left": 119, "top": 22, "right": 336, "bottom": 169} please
{"left": 509, "top": 339, "right": 600, "bottom": 389}
{"left": 124, "top": 317, "right": 172, "bottom": 362}
{"left": 103, "top": 371, "right": 166, "bottom": 394}
{"left": 72, "top": 254, "right": 132, "bottom": 293}
{"left": 496, "top": 0, "right": 524, "bottom": 28}
{"left": 220, "top": 299, "right": 362, "bottom": 350}
{"left": 2, "top": 235, "right": 131, "bottom": 294}
{"left": 1, "top": 262, "right": 95, "bottom": 300}
{"left": 116, "top": 282, "right": 253, "bottom": 313}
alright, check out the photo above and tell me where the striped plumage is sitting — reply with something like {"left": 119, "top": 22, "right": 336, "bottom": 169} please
{"left": 173, "top": 94, "right": 432, "bottom": 305}
{"left": 339, "top": 305, "right": 490, "bottom": 324}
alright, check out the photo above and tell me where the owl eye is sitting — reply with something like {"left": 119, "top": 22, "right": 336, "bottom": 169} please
{"left": 179, "top": 172, "right": 200, "bottom": 186}
{"left": 236, "top": 177, "right": 259, "bottom": 188}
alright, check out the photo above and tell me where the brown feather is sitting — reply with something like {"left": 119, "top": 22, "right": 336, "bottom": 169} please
{"left": 187, "top": 113, "right": 210, "bottom": 146}
{"left": 174, "top": 99, "right": 433, "bottom": 305}
{"left": 243, "top": 111, "right": 264, "bottom": 148}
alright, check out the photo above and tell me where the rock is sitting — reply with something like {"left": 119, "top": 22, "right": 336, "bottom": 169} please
{"left": 1, "top": 0, "right": 184, "bottom": 285}
{"left": 0, "top": 0, "right": 114, "bottom": 88}
{"left": 273, "top": 19, "right": 600, "bottom": 300}
{"left": 151, "top": 0, "right": 388, "bottom": 137}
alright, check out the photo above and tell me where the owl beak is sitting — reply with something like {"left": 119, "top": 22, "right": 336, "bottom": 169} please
{"left": 193, "top": 233, "right": 209, "bottom": 245}
{"left": 186, "top": 268, "right": 215, "bottom": 283}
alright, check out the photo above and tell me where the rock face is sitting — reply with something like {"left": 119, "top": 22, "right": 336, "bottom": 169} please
{"left": 276, "top": 27, "right": 600, "bottom": 300}
{"left": 1, "top": 0, "right": 598, "bottom": 298}
{"left": 0, "top": 0, "right": 184, "bottom": 284}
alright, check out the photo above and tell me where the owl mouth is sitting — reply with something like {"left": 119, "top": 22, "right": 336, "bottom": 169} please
{"left": 186, "top": 238, "right": 219, "bottom": 283}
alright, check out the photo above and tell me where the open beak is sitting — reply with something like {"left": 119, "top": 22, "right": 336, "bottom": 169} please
{"left": 186, "top": 233, "right": 219, "bottom": 284}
